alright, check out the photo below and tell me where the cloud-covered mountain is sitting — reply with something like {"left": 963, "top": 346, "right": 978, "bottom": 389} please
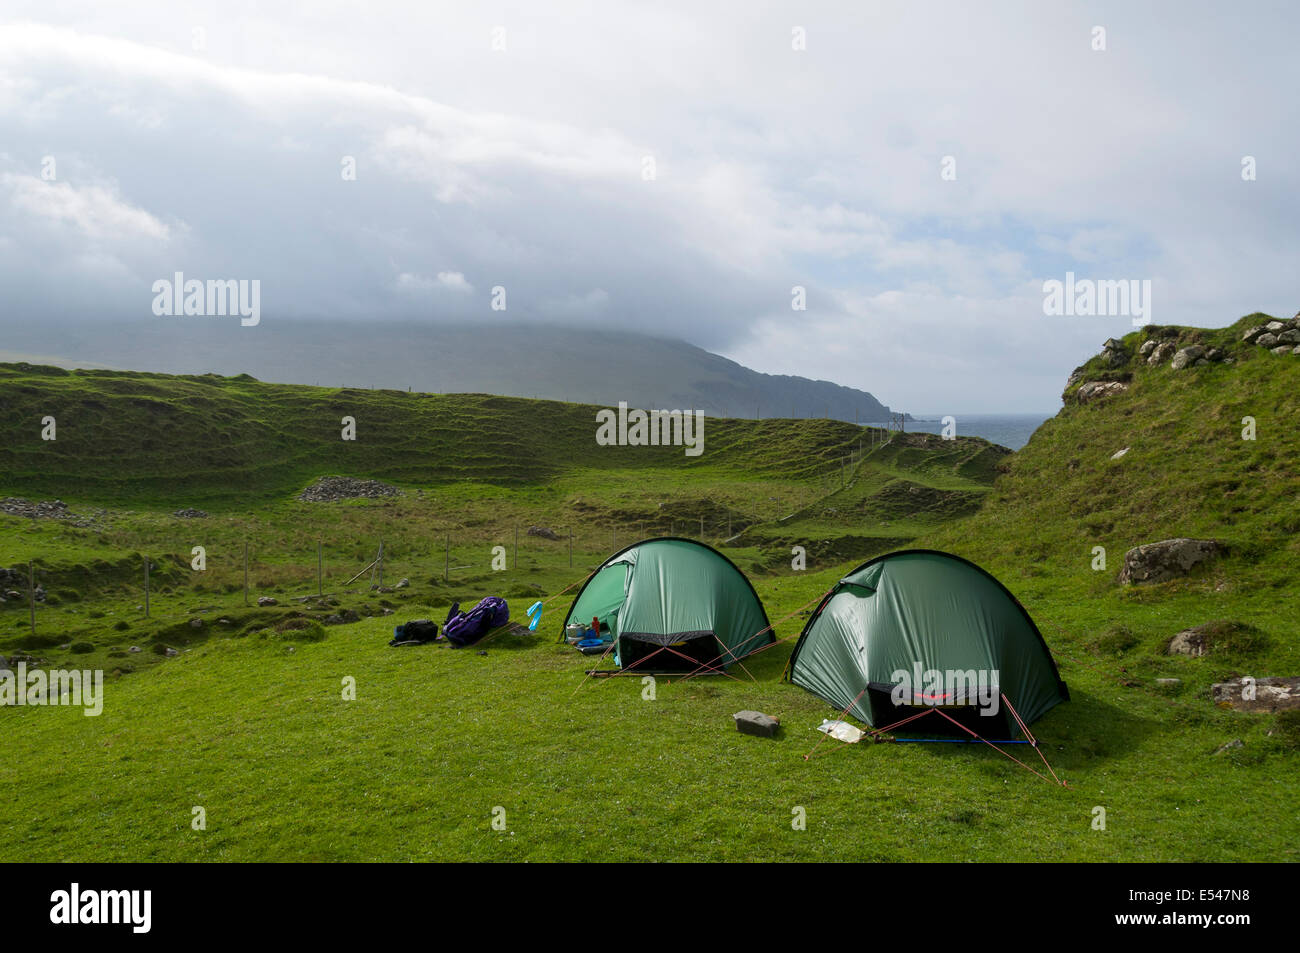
{"left": 4, "top": 318, "right": 898, "bottom": 422}
{"left": 2, "top": 11, "right": 1297, "bottom": 410}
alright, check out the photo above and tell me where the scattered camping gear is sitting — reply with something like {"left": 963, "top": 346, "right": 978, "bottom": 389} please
{"left": 576, "top": 637, "right": 606, "bottom": 655}
{"left": 561, "top": 537, "right": 773, "bottom": 673}
{"left": 443, "top": 597, "right": 509, "bottom": 648}
{"left": 389, "top": 619, "right": 440, "bottom": 646}
{"left": 526, "top": 600, "right": 544, "bottom": 631}
{"left": 786, "top": 550, "right": 1068, "bottom": 737}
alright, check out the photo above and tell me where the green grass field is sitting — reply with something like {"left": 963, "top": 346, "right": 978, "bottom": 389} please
{"left": 1, "top": 314, "right": 1297, "bottom": 861}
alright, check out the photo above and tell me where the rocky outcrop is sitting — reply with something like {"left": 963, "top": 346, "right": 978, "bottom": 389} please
{"left": 1074, "top": 380, "right": 1130, "bottom": 403}
{"left": 174, "top": 508, "right": 208, "bottom": 519}
{"left": 526, "top": 526, "right": 562, "bottom": 541}
{"left": 298, "top": 477, "right": 401, "bottom": 502}
{"left": 1242, "top": 315, "right": 1300, "bottom": 356}
{"left": 1211, "top": 676, "right": 1300, "bottom": 713}
{"left": 1119, "top": 538, "right": 1223, "bottom": 585}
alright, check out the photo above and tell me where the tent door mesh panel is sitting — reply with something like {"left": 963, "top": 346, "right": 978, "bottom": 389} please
{"left": 866, "top": 684, "right": 1016, "bottom": 738}
{"left": 619, "top": 631, "right": 721, "bottom": 672}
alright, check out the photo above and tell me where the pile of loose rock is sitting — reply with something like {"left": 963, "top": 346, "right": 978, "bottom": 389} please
{"left": 173, "top": 508, "right": 208, "bottom": 519}
{"left": 0, "top": 498, "right": 100, "bottom": 528}
{"left": 3, "top": 498, "right": 71, "bottom": 520}
{"left": 298, "top": 476, "right": 401, "bottom": 503}
{"left": 1242, "top": 315, "right": 1300, "bottom": 355}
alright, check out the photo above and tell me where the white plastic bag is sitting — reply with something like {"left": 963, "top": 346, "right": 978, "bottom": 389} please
{"left": 817, "top": 719, "right": 864, "bottom": 744}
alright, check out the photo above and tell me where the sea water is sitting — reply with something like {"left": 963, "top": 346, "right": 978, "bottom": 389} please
{"left": 899, "top": 412, "right": 1056, "bottom": 451}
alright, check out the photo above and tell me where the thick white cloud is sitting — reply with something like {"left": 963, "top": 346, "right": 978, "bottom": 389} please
{"left": 4, "top": 173, "right": 172, "bottom": 241}
{"left": 0, "top": 4, "right": 1296, "bottom": 411}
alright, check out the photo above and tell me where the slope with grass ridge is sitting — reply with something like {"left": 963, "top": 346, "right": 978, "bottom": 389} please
{"left": 920, "top": 312, "right": 1300, "bottom": 738}
{"left": 0, "top": 363, "right": 877, "bottom": 503}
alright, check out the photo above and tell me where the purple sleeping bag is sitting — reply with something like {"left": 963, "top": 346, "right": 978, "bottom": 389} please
{"left": 442, "top": 597, "right": 509, "bottom": 647}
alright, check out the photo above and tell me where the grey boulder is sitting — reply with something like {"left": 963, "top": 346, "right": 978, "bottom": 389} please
{"left": 1119, "top": 538, "right": 1223, "bottom": 585}
{"left": 732, "top": 710, "right": 780, "bottom": 738}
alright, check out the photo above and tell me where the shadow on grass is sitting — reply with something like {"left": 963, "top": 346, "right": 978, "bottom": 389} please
{"left": 465, "top": 624, "right": 546, "bottom": 652}
{"left": 873, "top": 687, "right": 1159, "bottom": 779}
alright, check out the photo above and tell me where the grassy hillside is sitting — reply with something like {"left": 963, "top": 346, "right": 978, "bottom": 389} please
{"left": 0, "top": 362, "right": 997, "bottom": 672}
{"left": 925, "top": 312, "right": 1300, "bottom": 668}
{"left": 738, "top": 430, "right": 1006, "bottom": 567}
{"left": 0, "top": 363, "right": 884, "bottom": 503}
{"left": 919, "top": 314, "right": 1300, "bottom": 820}
{"left": 1, "top": 315, "right": 1297, "bottom": 862}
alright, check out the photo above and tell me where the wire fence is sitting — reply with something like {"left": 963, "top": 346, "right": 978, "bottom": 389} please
{"left": 5, "top": 432, "right": 905, "bottom": 640}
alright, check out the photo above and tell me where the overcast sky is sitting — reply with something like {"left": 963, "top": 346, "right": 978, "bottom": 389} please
{"left": 1, "top": 2, "right": 1296, "bottom": 411}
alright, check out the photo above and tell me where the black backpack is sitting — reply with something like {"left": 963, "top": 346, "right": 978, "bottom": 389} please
{"left": 389, "top": 619, "right": 440, "bottom": 646}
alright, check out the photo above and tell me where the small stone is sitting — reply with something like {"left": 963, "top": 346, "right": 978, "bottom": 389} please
{"left": 733, "top": 710, "right": 780, "bottom": 738}
{"left": 1213, "top": 739, "right": 1244, "bottom": 755}
{"left": 163, "top": 647, "right": 180, "bottom": 657}
{"left": 189, "top": 618, "right": 203, "bottom": 628}
{"left": 1111, "top": 447, "right": 1130, "bottom": 460}
{"left": 396, "top": 578, "right": 410, "bottom": 589}
{"left": 1155, "top": 678, "right": 1182, "bottom": 689}
{"left": 257, "top": 596, "right": 278, "bottom": 607}
{"left": 128, "top": 646, "right": 142, "bottom": 653}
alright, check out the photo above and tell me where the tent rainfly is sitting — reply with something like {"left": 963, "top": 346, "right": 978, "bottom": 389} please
{"left": 563, "top": 537, "right": 774, "bottom": 672}
{"left": 786, "top": 550, "right": 1068, "bottom": 736}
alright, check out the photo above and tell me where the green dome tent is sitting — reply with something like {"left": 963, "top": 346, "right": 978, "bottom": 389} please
{"left": 563, "top": 538, "right": 774, "bottom": 672}
{"left": 786, "top": 550, "right": 1068, "bottom": 736}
